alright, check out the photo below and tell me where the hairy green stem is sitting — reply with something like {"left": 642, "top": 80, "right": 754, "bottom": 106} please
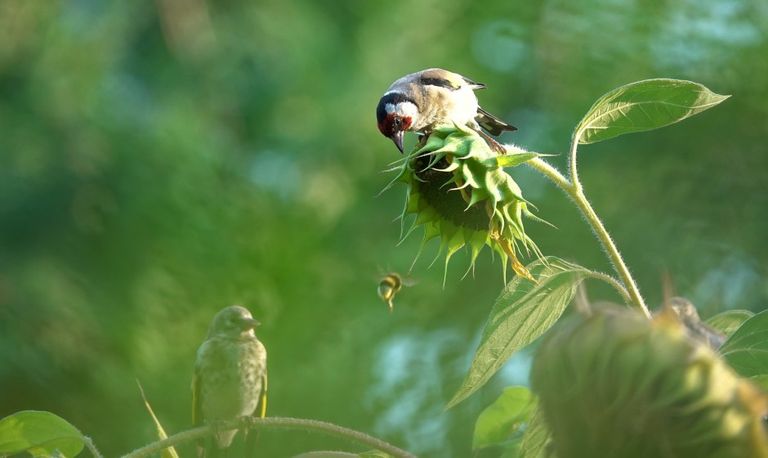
{"left": 569, "top": 188, "right": 650, "bottom": 317}
{"left": 583, "top": 271, "right": 632, "bottom": 304}
{"left": 527, "top": 157, "right": 570, "bottom": 191}
{"left": 520, "top": 151, "right": 650, "bottom": 318}
{"left": 121, "top": 416, "right": 416, "bottom": 458}
{"left": 568, "top": 133, "right": 582, "bottom": 193}
{"left": 84, "top": 436, "right": 104, "bottom": 458}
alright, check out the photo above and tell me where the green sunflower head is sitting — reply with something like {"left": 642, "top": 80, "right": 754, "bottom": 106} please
{"left": 531, "top": 305, "right": 768, "bottom": 458}
{"left": 382, "top": 124, "right": 547, "bottom": 282}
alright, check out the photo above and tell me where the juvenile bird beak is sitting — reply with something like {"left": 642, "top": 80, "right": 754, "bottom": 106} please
{"left": 241, "top": 318, "right": 261, "bottom": 330}
{"left": 391, "top": 131, "right": 404, "bottom": 153}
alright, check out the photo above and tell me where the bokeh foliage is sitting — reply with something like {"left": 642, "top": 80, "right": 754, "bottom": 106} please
{"left": 1, "top": 0, "right": 767, "bottom": 456}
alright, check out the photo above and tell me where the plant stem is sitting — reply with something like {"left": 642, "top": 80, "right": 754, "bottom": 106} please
{"left": 569, "top": 188, "right": 650, "bottom": 318}
{"left": 568, "top": 133, "right": 582, "bottom": 193}
{"left": 583, "top": 271, "right": 631, "bottom": 305}
{"left": 121, "top": 416, "right": 416, "bottom": 458}
{"left": 565, "top": 131, "right": 650, "bottom": 318}
{"left": 83, "top": 436, "right": 104, "bottom": 458}
{"left": 527, "top": 157, "right": 570, "bottom": 191}
{"left": 519, "top": 150, "right": 651, "bottom": 318}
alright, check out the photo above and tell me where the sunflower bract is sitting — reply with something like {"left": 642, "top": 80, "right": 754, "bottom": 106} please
{"left": 382, "top": 124, "right": 544, "bottom": 282}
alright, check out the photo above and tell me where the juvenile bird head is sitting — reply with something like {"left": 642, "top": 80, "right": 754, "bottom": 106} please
{"left": 376, "top": 92, "right": 418, "bottom": 153}
{"left": 208, "top": 305, "right": 260, "bottom": 339}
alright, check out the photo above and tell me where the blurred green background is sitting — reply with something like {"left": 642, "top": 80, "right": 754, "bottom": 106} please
{"left": 1, "top": 0, "right": 766, "bottom": 456}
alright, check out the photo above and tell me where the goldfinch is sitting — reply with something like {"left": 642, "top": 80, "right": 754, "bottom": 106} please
{"left": 376, "top": 68, "right": 516, "bottom": 153}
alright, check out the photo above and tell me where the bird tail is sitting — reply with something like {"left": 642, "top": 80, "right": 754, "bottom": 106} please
{"left": 198, "top": 436, "right": 231, "bottom": 458}
{"left": 243, "top": 428, "right": 260, "bottom": 457}
{"left": 475, "top": 107, "right": 517, "bottom": 136}
{"left": 199, "top": 439, "right": 227, "bottom": 458}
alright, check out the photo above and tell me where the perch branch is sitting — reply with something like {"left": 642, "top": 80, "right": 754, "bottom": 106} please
{"left": 121, "top": 416, "right": 416, "bottom": 458}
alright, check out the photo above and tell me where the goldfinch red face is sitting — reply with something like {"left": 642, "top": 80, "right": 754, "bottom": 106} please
{"left": 376, "top": 93, "right": 417, "bottom": 153}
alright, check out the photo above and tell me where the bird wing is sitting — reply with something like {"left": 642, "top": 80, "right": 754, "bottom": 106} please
{"left": 192, "top": 367, "right": 203, "bottom": 427}
{"left": 417, "top": 69, "right": 468, "bottom": 91}
{"left": 191, "top": 372, "right": 209, "bottom": 458}
{"left": 419, "top": 75, "right": 460, "bottom": 90}
{"left": 475, "top": 106, "right": 517, "bottom": 136}
{"left": 258, "top": 371, "right": 268, "bottom": 418}
{"left": 243, "top": 371, "right": 268, "bottom": 457}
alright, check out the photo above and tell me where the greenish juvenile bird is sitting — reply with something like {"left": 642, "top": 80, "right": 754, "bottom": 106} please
{"left": 192, "top": 305, "right": 268, "bottom": 457}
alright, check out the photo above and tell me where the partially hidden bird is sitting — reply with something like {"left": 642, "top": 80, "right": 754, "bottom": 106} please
{"left": 192, "top": 305, "right": 268, "bottom": 457}
{"left": 376, "top": 68, "right": 517, "bottom": 153}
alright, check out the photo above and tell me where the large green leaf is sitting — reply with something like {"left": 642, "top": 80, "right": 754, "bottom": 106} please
{"left": 500, "top": 437, "right": 523, "bottom": 458}
{"left": 575, "top": 79, "right": 729, "bottom": 144}
{"left": 705, "top": 309, "right": 754, "bottom": 338}
{"left": 473, "top": 386, "right": 536, "bottom": 450}
{"left": 0, "top": 410, "right": 85, "bottom": 457}
{"left": 719, "top": 310, "right": 768, "bottom": 377}
{"left": 447, "top": 258, "right": 588, "bottom": 408}
{"left": 519, "top": 406, "right": 551, "bottom": 458}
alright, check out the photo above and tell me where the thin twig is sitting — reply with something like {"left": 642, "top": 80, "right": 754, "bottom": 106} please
{"left": 121, "top": 417, "right": 416, "bottom": 458}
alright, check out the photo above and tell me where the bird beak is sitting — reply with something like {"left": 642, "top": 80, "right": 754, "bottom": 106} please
{"left": 391, "top": 131, "right": 404, "bottom": 153}
{"left": 242, "top": 318, "right": 261, "bottom": 330}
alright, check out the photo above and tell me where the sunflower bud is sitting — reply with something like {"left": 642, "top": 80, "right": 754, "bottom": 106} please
{"left": 383, "top": 125, "right": 544, "bottom": 281}
{"left": 531, "top": 306, "right": 768, "bottom": 458}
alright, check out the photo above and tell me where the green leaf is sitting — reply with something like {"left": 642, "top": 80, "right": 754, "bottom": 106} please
{"left": 499, "top": 437, "right": 523, "bottom": 458}
{"left": 751, "top": 374, "right": 768, "bottom": 391}
{"left": 137, "top": 380, "right": 180, "bottom": 458}
{"left": 519, "top": 406, "right": 551, "bottom": 458}
{"left": 575, "top": 79, "right": 729, "bottom": 144}
{"left": 447, "top": 258, "right": 588, "bottom": 408}
{"left": 719, "top": 310, "right": 768, "bottom": 377}
{"left": 290, "top": 452, "right": 386, "bottom": 457}
{"left": 705, "top": 309, "right": 754, "bottom": 338}
{"left": 0, "top": 410, "right": 85, "bottom": 457}
{"left": 358, "top": 451, "right": 393, "bottom": 458}
{"left": 473, "top": 386, "right": 536, "bottom": 450}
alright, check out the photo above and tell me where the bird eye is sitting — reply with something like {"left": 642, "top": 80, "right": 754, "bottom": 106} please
{"left": 393, "top": 118, "right": 402, "bottom": 128}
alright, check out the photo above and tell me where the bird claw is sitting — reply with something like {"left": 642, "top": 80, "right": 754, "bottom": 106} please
{"left": 239, "top": 416, "right": 254, "bottom": 429}
{"left": 210, "top": 419, "right": 230, "bottom": 432}
{"left": 416, "top": 132, "right": 430, "bottom": 149}
{"left": 478, "top": 131, "right": 508, "bottom": 155}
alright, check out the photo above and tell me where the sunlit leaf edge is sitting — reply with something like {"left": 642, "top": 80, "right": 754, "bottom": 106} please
{"left": 575, "top": 78, "right": 729, "bottom": 145}
{"left": 719, "top": 309, "right": 768, "bottom": 377}
{"left": 446, "top": 257, "right": 588, "bottom": 408}
{"left": 472, "top": 386, "right": 536, "bottom": 450}
{"left": 0, "top": 410, "right": 84, "bottom": 457}
{"left": 705, "top": 309, "right": 754, "bottom": 338}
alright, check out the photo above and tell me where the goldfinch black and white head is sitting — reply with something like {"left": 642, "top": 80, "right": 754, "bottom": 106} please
{"left": 376, "top": 68, "right": 517, "bottom": 153}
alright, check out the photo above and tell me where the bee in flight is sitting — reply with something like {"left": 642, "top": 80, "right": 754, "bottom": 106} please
{"left": 377, "top": 272, "right": 415, "bottom": 313}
